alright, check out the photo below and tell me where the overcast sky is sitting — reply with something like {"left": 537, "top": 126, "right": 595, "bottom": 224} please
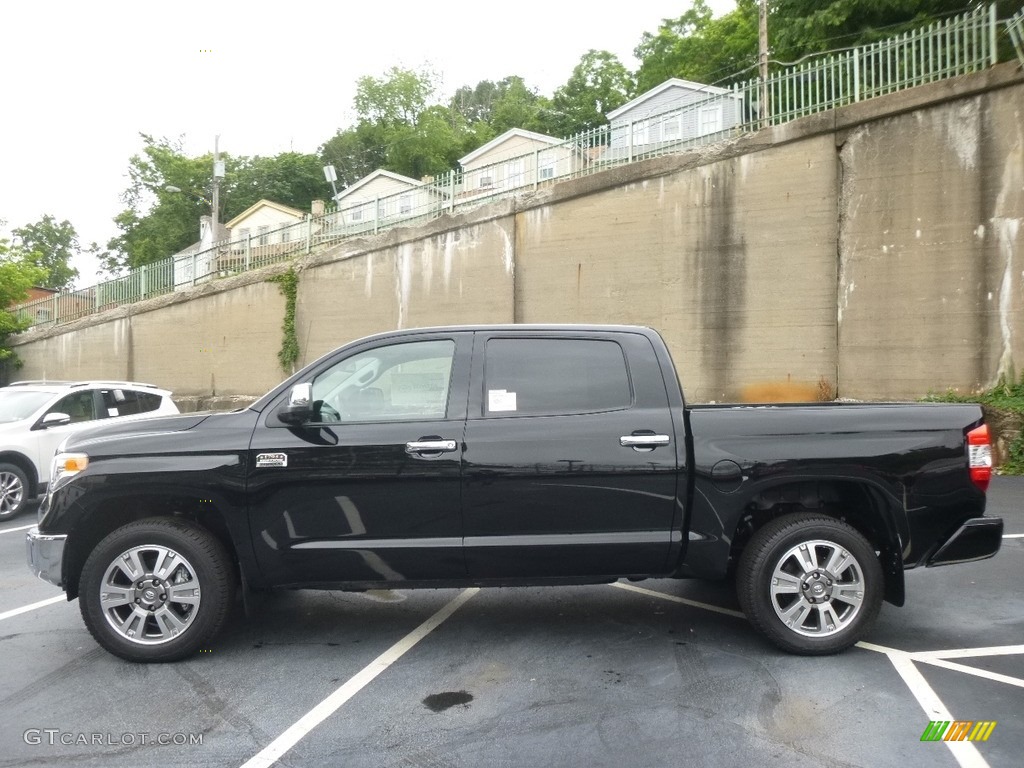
{"left": 1, "top": 0, "right": 735, "bottom": 285}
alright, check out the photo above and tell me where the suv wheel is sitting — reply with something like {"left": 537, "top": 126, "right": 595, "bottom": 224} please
{"left": 0, "top": 463, "right": 29, "bottom": 519}
{"left": 79, "top": 518, "right": 235, "bottom": 662}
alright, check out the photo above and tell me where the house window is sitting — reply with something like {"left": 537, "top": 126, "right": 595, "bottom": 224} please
{"left": 257, "top": 226, "right": 269, "bottom": 245}
{"left": 399, "top": 194, "right": 412, "bottom": 215}
{"left": 538, "top": 153, "right": 556, "bottom": 180}
{"left": 503, "top": 159, "right": 524, "bottom": 189}
{"left": 698, "top": 105, "right": 723, "bottom": 136}
{"left": 350, "top": 207, "right": 363, "bottom": 222}
{"left": 281, "top": 224, "right": 290, "bottom": 243}
{"left": 239, "top": 227, "right": 250, "bottom": 241}
{"left": 663, "top": 115, "right": 681, "bottom": 140}
{"left": 479, "top": 174, "right": 494, "bottom": 189}
{"left": 377, "top": 200, "right": 388, "bottom": 219}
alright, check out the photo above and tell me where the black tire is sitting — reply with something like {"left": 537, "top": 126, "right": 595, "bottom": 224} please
{"left": 736, "top": 513, "right": 884, "bottom": 655}
{"left": 0, "top": 462, "right": 30, "bottom": 519}
{"left": 79, "top": 517, "right": 235, "bottom": 662}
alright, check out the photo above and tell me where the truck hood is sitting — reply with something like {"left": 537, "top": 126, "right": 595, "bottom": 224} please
{"left": 61, "top": 412, "right": 213, "bottom": 452}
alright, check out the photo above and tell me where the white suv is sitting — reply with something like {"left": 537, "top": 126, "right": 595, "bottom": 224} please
{"left": 0, "top": 381, "right": 179, "bottom": 518}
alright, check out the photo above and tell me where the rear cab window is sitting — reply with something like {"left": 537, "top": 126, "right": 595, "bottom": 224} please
{"left": 482, "top": 337, "right": 632, "bottom": 417}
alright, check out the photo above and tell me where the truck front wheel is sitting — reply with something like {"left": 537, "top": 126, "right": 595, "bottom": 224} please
{"left": 79, "top": 518, "right": 235, "bottom": 662}
{"left": 736, "top": 513, "right": 883, "bottom": 655}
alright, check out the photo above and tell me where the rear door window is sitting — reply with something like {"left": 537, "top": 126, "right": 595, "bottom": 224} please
{"left": 483, "top": 338, "right": 632, "bottom": 417}
{"left": 100, "top": 389, "right": 163, "bottom": 417}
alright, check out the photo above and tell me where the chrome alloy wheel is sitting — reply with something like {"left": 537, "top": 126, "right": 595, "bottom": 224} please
{"left": 99, "top": 545, "right": 202, "bottom": 645}
{"left": 0, "top": 469, "right": 25, "bottom": 517}
{"left": 769, "top": 539, "right": 865, "bottom": 638}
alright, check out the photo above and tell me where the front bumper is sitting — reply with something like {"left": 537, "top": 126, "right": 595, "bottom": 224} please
{"left": 26, "top": 526, "right": 67, "bottom": 587}
{"left": 927, "top": 517, "right": 1003, "bottom": 566}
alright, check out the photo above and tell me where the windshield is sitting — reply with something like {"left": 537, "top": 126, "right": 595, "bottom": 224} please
{"left": 0, "top": 390, "right": 55, "bottom": 423}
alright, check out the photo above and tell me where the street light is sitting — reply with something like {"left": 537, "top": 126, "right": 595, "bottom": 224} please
{"left": 164, "top": 185, "right": 211, "bottom": 205}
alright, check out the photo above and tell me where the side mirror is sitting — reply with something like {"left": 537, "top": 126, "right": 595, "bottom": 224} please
{"left": 277, "top": 383, "right": 314, "bottom": 425}
{"left": 41, "top": 412, "right": 71, "bottom": 427}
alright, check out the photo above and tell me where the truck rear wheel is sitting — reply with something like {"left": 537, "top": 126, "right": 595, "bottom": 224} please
{"left": 79, "top": 518, "right": 235, "bottom": 662}
{"left": 736, "top": 513, "right": 883, "bottom": 655}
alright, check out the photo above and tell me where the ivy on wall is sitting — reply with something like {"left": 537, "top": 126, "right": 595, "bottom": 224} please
{"left": 270, "top": 267, "right": 300, "bottom": 374}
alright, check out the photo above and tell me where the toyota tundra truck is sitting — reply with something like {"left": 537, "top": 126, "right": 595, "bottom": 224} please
{"left": 26, "top": 325, "right": 1003, "bottom": 662}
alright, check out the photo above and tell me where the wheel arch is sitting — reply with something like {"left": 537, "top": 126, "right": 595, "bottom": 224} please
{"left": 64, "top": 494, "right": 240, "bottom": 600}
{"left": 0, "top": 451, "right": 40, "bottom": 498}
{"left": 729, "top": 479, "right": 906, "bottom": 606}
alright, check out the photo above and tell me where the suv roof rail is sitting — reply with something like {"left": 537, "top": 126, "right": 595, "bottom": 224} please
{"left": 68, "top": 381, "right": 160, "bottom": 389}
{"left": 6, "top": 380, "right": 162, "bottom": 390}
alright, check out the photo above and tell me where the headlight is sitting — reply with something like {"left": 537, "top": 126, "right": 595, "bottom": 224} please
{"left": 50, "top": 452, "right": 89, "bottom": 488}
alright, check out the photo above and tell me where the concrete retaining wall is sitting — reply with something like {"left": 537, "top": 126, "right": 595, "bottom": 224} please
{"left": 10, "top": 63, "right": 1023, "bottom": 405}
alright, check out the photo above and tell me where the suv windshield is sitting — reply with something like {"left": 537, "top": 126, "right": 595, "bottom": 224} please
{"left": 0, "top": 390, "right": 55, "bottom": 423}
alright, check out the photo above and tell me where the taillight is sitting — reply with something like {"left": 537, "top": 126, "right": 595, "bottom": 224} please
{"left": 967, "top": 424, "right": 992, "bottom": 492}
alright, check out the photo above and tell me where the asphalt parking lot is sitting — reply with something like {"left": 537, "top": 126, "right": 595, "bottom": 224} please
{"left": 0, "top": 478, "right": 1020, "bottom": 768}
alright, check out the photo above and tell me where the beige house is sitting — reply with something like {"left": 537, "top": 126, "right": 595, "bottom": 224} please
{"left": 226, "top": 199, "right": 306, "bottom": 246}
{"left": 333, "top": 170, "right": 444, "bottom": 230}
{"left": 458, "top": 128, "right": 579, "bottom": 197}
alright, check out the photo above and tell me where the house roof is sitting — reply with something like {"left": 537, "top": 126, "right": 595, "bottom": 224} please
{"left": 333, "top": 169, "right": 424, "bottom": 202}
{"left": 606, "top": 78, "right": 733, "bottom": 121}
{"left": 458, "top": 128, "right": 563, "bottom": 167}
{"left": 225, "top": 199, "right": 306, "bottom": 229}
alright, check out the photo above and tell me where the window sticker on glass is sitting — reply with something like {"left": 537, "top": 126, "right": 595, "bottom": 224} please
{"left": 488, "top": 389, "right": 517, "bottom": 412}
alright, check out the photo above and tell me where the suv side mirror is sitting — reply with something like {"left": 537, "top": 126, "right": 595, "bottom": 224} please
{"left": 41, "top": 412, "right": 72, "bottom": 428}
{"left": 278, "top": 383, "right": 314, "bottom": 425}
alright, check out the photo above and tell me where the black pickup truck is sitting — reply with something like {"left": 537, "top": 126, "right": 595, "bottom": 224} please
{"left": 27, "top": 325, "right": 1002, "bottom": 662}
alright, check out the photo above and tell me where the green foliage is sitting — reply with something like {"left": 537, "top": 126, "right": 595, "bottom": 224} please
{"left": 0, "top": 238, "right": 47, "bottom": 369}
{"left": 548, "top": 50, "right": 634, "bottom": 136}
{"left": 270, "top": 267, "right": 300, "bottom": 374}
{"left": 487, "top": 76, "right": 553, "bottom": 136}
{"left": 768, "top": 1, "right": 997, "bottom": 63}
{"left": 634, "top": 0, "right": 759, "bottom": 92}
{"left": 11, "top": 215, "right": 82, "bottom": 291}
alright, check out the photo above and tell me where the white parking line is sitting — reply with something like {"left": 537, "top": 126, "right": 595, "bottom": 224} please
{"left": 882, "top": 649, "right": 989, "bottom": 768}
{"left": 912, "top": 644, "right": 1024, "bottom": 660}
{"left": 609, "top": 582, "right": 745, "bottom": 618}
{"left": 0, "top": 524, "right": 34, "bottom": 536}
{"left": 0, "top": 596, "right": 65, "bottom": 621}
{"left": 239, "top": 588, "right": 479, "bottom": 768}
{"left": 915, "top": 657, "right": 1024, "bottom": 689}
{"left": 1003, "top": 533, "right": 1024, "bottom": 539}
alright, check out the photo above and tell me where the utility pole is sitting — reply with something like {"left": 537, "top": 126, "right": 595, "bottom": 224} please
{"left": 212, "top": 135, "right": 224, "bottom": 236}
{"left": 759, "top": 0, "right": 770, "bottom": 128}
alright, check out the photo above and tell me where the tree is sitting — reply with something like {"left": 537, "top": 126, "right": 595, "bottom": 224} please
{"left": 0, "top": 237, "right": 46, "bottom": 370}
{"left": 223, "top": 153, "right": 326, "bottom": 222}
{"left": 449, "top": 80, "right": 502, "bottom": 125}
{"left": 548, "top": 50, "right": 634, "bottom": 137}
{"left": 354, "top": 67, "right": 436, "bottom": 126}
{"left": 768, "top": 1, "right": 1002, "bottom": 63}
{"left": 488, "top": 76, "right": 553, "bottom": 136}
{"left": 634, "top": 0, "right": 758, "bottom": 93}
{"left": 319, "top": 127, "right": 387, "bottom": 188}
{"left": 11, "top": 215, "right": 81, "bottom": 291}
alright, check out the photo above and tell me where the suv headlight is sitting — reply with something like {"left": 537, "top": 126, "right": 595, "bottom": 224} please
{"left": 50, "top": 452, "right": 89, "bottom": 489}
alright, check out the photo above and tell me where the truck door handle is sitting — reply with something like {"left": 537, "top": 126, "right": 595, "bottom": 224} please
{"left": 620, "top": 434, "right": 670, "bottom": 451}
{"left": 405, "top": 439, "right": 458, "bottom": 454}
